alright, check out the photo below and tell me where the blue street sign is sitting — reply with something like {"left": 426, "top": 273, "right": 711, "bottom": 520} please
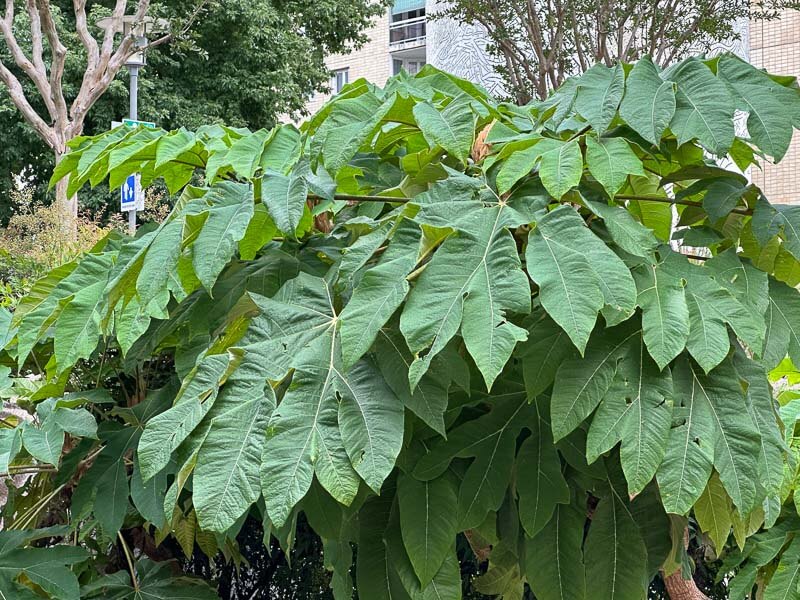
{"left": 121, "top": 174, "right": 139, "bottom": 211}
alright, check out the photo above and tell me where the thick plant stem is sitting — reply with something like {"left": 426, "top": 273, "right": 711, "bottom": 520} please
{"left": 663, "top": 527, "right": 710, "bottom": 600}
{"left": 308, "top": 193, "right": 752, "bottom": 216}
{"left": 663, "top": 571, "right": 710, "bottom": 600}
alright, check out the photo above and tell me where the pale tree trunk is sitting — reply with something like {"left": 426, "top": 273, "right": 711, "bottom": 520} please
{"left": 54, "top": 148, "right": 78, "bottom": 233}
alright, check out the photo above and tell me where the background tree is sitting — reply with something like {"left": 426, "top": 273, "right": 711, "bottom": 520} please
{"left": 437, "top": 0, "right": 800, "bottom": 102}
{"left": 0, "top": 0, "right": 388, "bottom": 225}
{"left": 0, "top": 0, "right": 175, "bottom": 222}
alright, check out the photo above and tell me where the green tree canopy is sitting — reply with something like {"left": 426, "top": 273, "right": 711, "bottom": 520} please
{"left": 2, "top": 55, "right": 800, "bottom": 599}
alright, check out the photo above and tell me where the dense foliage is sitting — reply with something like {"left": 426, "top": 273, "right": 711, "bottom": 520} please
{"left": 2, "top": 56, "right": 800, "bottom": 599}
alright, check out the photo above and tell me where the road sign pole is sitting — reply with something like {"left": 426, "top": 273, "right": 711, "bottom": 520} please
{"left": 128, "top": 65, "right": 139, "bottom": 236}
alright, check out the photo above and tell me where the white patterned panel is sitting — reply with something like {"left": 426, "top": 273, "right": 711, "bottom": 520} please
{"left": 426, "top": 0, "right": 507, "bottom": 96}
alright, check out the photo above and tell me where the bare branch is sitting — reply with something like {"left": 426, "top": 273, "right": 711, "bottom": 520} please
{"left": 37, "top": 0, "right": 69, "bottom": 133}
{"left": 70, "top": 0, "right": 150, "bottom": 135}
{"left": 0, "top": 0, "right": 57, "bottom": 119}
{"left": 73, "top": 0, "right": 99, "bottom": 72}
{"left": 24, "top": 0, "right": 46, "bottom": 82}
{"left": 0, "top": 57, "right": 55, "bottom": 148}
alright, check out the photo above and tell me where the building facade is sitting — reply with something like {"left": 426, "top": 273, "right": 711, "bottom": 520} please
{"left": 750, "top": 11, "right": 800, "bottom": 204}
{"left": 305, "top": 0, "right": 429, "bottom": 115}
{"left": 307, "top": 3, "right": 799, "bottom": 203}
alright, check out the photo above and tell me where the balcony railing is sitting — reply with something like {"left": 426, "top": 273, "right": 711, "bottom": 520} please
{"left": 389, "top": 15, "right": 426, "bottom": 46}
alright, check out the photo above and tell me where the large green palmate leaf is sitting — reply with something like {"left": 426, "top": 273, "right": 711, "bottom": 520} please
{"left": 718, "top": 54, "right": 797, "bottom": 161}
{"left": 193, "top": 386, "right": 274, "bottom": 532}
{"left": 619, "top": 56, "right": 676, "bottom": 145}
{"left": 670, "top": 254, "right": 767, "bottom": 373}
{"left": 694, "top": 472, "right": 733, "bottom": 553}
{"left": 549, "top": 322, "right": 640, "bottom": 441}
{"left": 138, "top": 352, "right": 238, "bottom": 481}
{"left": 733, "top": 352, "right": 785, "bottom": 496}
{"left": 526, "top": 205, "right": 636, "bottom": 353}
{"left": 657, "top": 358, "right": 760, "bottom": 514}
{"left": 53, "top": 254, "right": 114, "bottom": 373}
{"left": 397, "top": 472, "right": 459, "bottom": 587}
{"left": 763, "top": 278, "right": 800, "bottom": 370}
{"left": 80, "top": 559, "right": 218, "bottom": 599}
{"left": 190, "top": 182, "right": 255, "bottom": 292}
{"left": 666, "top": 58, "right": 735, "bottom": 156}
{"left": 14, "top": 248, "right": 113, "bottom": 369}
{"left": 261, "top": 170, "right": 308, "bottom": 235}
{"left": 383, "top": 488, "right": 464, "bottom": 600}
{"left": 763, "top": 535, "right": 800, "bottom": 600}
{"left": 401, "top": 204, "right": 530, "bottom": 390}
{"left": 0, "top": 308, "right": 11, "bottom": 350}
{"left": 574, "top": 63, "right": 625, "bottom": 133}
{"left": 516, "top": 402, "right": 570, "bottom": 537}
{"left": 131, "top": 458, "right": 168, "bottom": 529}
{"left": 315, "top": 92, "right": 396, "bottom": 174}
{"left": 518, "top": 309, "right": 577, "bottom": 400}
{"left": 261, "top": 275, "right": 404, "bottom": 526}
{"left": 21, "top": 419, "right": 64, "bottom": 466}
{"left": 496, "top": 138, "right": 584, "bottom": 199}
{"left": 0, "top": 428, "right": 21, "bottom": 473}
{"left": 751, "top": 200, "right": 800, "bottom": 263}
{"left": 524, "top": 500, "right": 586, "bottom": 600}
{"left": 357, "top": 492, "right": 412, "bottom": 600}
{"left": 705, "top": 251, "right": 769, "bottom": 316}
{"left": 0, "top": 542, "right": 88, "bottom": 600}
{"left": 698, "top": 177, "right": 751, "bottom": 224}
{"left": 414, "top": 393, "right": 534, "bottom": 529}
{"left": 537, "top": 139, "right": 583, "bottom": 199}
{"left": 633, "top": 259, "right": 690, "bottom": 370}
{"left": 586, "top": 332, "right": 673, "bottom": 496}
{"left": 584, "top": 136, "right": 645, "bottom": 199}
{"left": 582, "top": 197, "right": 659, "bottom": 259}
{"left": 340, "top": 221, "right": 421, "bottom": 370}
{"left": 413, "top": 96, "right": 476, "bottom": 162}
{"left": 71, "top": 424, "right": 141, "bottom": 535}
{"left": 373, "top": 327, "right": 450, "bottom": 436}
{"left": 134, "top": 218, "right": 184, "bottom": 311}
{"left": 584, "top": 482, "right": 650, "bottom": 600}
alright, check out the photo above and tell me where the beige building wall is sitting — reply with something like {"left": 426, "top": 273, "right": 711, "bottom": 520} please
{"left": 305, "top": 12, "right": 392, "bottom": 116}
{"left": 749, "top": 9, "right": 800, "bottom": 205}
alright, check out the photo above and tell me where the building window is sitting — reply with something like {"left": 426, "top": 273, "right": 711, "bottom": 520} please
{"left": 390, "top": 7, "right": 426, "bottom": 45}
{"left": 331, "top": 68, "right": 349, "bottom": 94}
{"left": 393, "top": 58, "right": 426, "bottom": 76}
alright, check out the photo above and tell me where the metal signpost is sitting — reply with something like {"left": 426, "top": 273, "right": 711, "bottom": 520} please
{"left": 98, "top": 15, "right": 164, "bottom": 236}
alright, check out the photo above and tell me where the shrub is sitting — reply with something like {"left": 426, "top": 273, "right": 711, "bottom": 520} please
{"left": 0, "top": 188, "right": 122, "bottom": 305}
{"left": 2, "top": 56, "right": 800, "bottom": 599}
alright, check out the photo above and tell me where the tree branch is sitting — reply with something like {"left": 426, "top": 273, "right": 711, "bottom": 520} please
{"left": 72, "top": 0, "right": 99, "bottom": 72}
{"left": 0, "top": 0, "right": 57, "bottom": 120}
{"left": 70, "top": 0, "right": 150, "bottom": 136}
{"left": 616, "top": 193, "right": 752, "bottom": 215}
{"left": 37, "top": 0, "right": 69, "bottom": 133}
{"left": 0, "top": 58, "right": 56, "bottom": 147}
